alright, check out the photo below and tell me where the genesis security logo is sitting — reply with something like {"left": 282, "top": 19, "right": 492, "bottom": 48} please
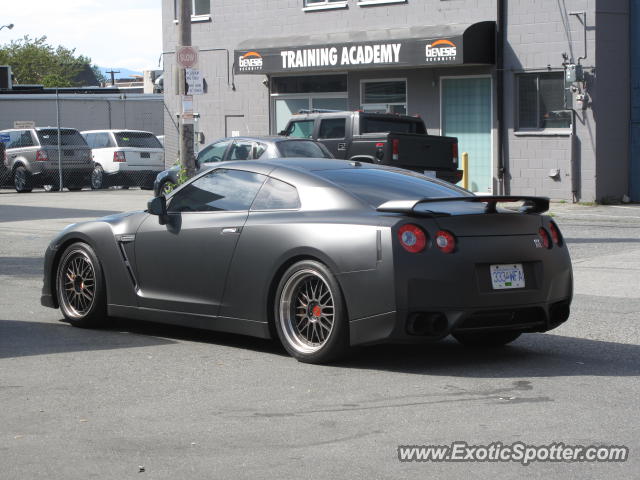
{"left": 238, "top": 51, "right": 263, "bottom": 71}
{"left": 425, "top": 39, "right": 457, "bottom": 62}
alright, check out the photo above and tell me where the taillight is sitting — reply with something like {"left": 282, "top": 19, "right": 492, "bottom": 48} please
{"left": 452, "top": 142, "right": 458, "bottom": 166}
{"left": 435, "top": 230, "right": 456, "bottom": 254}
{"left": 549, "top": 221, "right": 562, "bottom": 246}
{"left": 36, "top": 150, "right": 49, "bottom": 161}
{"left": 392, "top": 138, "right": 399, "bottom": 161}
{"left": 538, "top": 227, "right": 551, "bottom": 249}
{"left": 113, "top": 151, "right": 126, "bottom": 162}
{"left": 375, "top": 142, "right": 385, "bottom": 160}
{"left": 398, "top": 224, "right": 427, "bottom": 253}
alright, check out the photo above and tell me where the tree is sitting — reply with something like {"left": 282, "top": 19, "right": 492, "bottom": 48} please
{"left": 0, "top": 35, "right": 102, "bottom": 87}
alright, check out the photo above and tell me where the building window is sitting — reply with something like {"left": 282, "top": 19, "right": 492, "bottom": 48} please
{"left": 174, "top": 0, "right": 210, "bottom": 20}
{"left": 303, "top": 0, "right": 348, "bottom": 11}
{"left": 517, "top": 72, "right": 571, "bottom": 130}
{"left": 271, "top": 75, "right": 348, "bottom": 133}
{"left": 361, "top": 79, "right": 407, "bottom": 114}
{"left": 358, "top": 0, "right": 407, "bottom": 5}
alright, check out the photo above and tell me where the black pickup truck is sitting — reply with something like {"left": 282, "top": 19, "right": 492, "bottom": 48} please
{"left": 281, "top": 111, "right": 462, "bottom": 184}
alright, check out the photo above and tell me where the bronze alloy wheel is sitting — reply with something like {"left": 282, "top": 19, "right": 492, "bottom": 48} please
{"left": 58, "top": 248, "right": 96, "bottom": 318}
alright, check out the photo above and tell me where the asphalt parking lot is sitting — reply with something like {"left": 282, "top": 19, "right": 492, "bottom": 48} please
{"left": 1, "top": 188, "right": 639, "bottom": 479}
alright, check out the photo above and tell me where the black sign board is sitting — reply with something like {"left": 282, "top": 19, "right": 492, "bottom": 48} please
{"left": 235, "top": 22, "right": 494, "bottom": 75}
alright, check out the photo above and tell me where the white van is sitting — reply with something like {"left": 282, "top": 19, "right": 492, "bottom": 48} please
{"left": 81, "top": 130, "right": 164, "bottom": 189}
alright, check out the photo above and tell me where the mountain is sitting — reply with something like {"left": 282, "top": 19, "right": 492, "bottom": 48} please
{"left": 98, "top": 67, "right": 143, "bottom": 79}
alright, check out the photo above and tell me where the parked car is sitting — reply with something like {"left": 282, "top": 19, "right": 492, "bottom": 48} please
{"left": 41, "top": 158, "right": 573, "bottom": 364}
{"left": 153, "top": 136, "right": 332, "bottom": 196}
{"left": 1, "top": 127, "right": 93, "bottom": 192}
{"left": 281, "top": 110, "right": 462, "bottom": 183}
{"left": 81, "top": 129, "right": 164, "bottom": 190}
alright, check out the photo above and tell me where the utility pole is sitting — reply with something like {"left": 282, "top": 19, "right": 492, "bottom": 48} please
{"left": 106, "top": 69, "right": 120, "bottom": 86}
{"left": 178, "top": 0, "right": 196, "bottom": 178}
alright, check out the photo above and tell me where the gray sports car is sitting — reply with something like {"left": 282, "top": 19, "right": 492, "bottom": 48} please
{"left": 41, "top": 158, "right": 573, "bottom": 364}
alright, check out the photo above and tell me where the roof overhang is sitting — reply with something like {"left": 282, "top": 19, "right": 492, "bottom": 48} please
{"left": 234, "top": 21, "right": 495, "bottom": 75}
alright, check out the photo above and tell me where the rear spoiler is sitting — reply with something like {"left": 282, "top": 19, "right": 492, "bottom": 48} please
{"left": 377, "top": 196, "right": 550, "bottom": 215}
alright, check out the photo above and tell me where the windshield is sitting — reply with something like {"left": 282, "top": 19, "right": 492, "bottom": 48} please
{"left": 37, "top": 129, "right": 87, "bottom": 146}
{"left": 114, "top": 132, "right": 163, "bottom": 148}
{"left": 277, "top": 140, "right": 332, "bottom": 158}
{"left": 316, "top": 168, "right": 466, "bottom": 207}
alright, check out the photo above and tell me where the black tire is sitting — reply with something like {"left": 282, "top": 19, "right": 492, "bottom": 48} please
{"left": 90, "top": 165, "right": 104, "bottom": 190}
{"left": 56, "top": 242, "right": 108, "bottom": 328}
{"left": 13, "top": 166, "right": 33, "bottom": 193}
{"left": 452, "top": 331, "right": 522, "bottom": 347}
{"left": 274, "top": 260, "right": 349, "bottom": 364}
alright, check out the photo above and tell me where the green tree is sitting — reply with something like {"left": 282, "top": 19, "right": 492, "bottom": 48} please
{"left": 0, "top": 35, "right": 102, "bottom": 87}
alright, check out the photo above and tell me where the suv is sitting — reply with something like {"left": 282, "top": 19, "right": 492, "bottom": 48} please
{"left": 81, "top": 129, "right": 164, "bottom": 189}
{"left": 1, "top": 127, "right": 93, "bottom": 192}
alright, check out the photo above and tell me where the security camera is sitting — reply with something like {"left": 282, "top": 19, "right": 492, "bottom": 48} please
{"left": 262, "top": 78, "right": 269, "bottom": 87}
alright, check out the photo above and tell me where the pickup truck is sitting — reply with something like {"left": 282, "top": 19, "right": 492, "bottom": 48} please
{"left": 281, "top": 111, "right": 462, "bottom": 184}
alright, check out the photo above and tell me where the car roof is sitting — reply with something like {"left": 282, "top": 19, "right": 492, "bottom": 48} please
{"left": 80, "top": 129, "right": 154, "bottom": 134}
{"left": 216, "top": 136, "right": 320, "bottom": 143}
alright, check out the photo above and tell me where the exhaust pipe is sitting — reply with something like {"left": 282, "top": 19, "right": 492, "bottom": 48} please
{"left": 407, "top": 312, "right": 449, "bottom": 337}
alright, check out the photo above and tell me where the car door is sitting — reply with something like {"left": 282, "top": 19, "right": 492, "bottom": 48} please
{"left": 317, "top": 117, "right": 347, "bottom": 159}
{"left": 134, "top": 168, "right": 267, "bottom": 316}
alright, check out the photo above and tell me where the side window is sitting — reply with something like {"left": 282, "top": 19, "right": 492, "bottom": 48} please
{"left": 251, "top": 177, "right": 301, "bottom": 210}
{"left": 318, "top": 118, "right": 346, "bottom": 139}
{"left": 97, "top": 133, "right": 113, "bottom": 148}
{"left": 228, "top": 141, "right": 254, "bottom": 160}
{"left": 253, "top": 142, "right": 268, "bottom": 159}
{"left": 8, "top": 131, "right": 33, "bottom": 148}
{"left": 197, "top": 141, "right": 230, "bottom": 165}
{"left": 83, "top": 133, "right": 95, "bottom": 148}
{"left": 285, "top": 120, "right": 314, "bottom": 138}
{"left": 168, "top": 168, "right": 265, "bottom": 213}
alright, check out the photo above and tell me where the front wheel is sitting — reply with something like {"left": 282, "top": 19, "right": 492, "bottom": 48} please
{"left": 274, "top": 260, "right": 348, "bottom": 364}
{"left": 56, "top": 242, "right": 108, "bottom": 328}
{"left": 452, "top": 331, "right": 522, "bottom": 347}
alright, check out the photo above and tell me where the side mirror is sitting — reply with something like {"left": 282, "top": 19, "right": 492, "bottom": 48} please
{"left": 147, "top": 195, "right": 168, "bottom": 225}
{"left": 278, "top": 130, "right": 287, "bottom": 136}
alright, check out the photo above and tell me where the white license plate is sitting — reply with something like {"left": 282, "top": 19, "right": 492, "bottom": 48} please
{"left": 490, "top": 264, "right": 525, "bottom": 290}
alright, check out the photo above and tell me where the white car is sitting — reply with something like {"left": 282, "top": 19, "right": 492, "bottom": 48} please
{"left": 81, "top": 130, "right": 164, "bottom": 189}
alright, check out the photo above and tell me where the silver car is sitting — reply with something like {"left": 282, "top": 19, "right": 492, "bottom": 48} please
{"left": 1, "top": 127, "right": 93, "bottom": 192}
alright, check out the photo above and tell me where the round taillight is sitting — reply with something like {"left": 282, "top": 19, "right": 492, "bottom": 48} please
{"left": 398, "top": 224, "right": 427, "bottom": 253}
{"left": 538, "top": 227, "right": 551, "bottom": 249}
{"left": 549, "top": 221, "right": 562, "bottom": 245}
{"left": 435, "top": 230, "right": 456, "bottom": 254}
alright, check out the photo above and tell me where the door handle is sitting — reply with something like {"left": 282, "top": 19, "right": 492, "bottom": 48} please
{"left": 221, "top": 227, "right": 240, "bottom": 234}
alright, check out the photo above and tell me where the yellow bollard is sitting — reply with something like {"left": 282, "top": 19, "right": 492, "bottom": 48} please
{"left": 461, "top": 152, "right": 469, "bottom": 190}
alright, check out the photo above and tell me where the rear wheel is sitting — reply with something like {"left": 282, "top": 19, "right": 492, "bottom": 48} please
{"left": 453, "top": 331, "right": 521, "bottom": 347}
{"left": 13, "top": 166, "right": 33, "bottom": 193}
{"left": 274, "top": 260, "right": 348, "bottom": 364}
{"left": 90, "top": 165, "right": 104, "bottom": 189}
{"left": 56, "top": 242, "right": 108, "bottom": 328}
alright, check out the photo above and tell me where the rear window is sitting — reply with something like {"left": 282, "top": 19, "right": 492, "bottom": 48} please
{"left": 37, "top": 129, "right": 87, "bottom": 146}
{"left": 277, "top": 140, "right": 331, "bottom": 158}
{"left": 316, "top": 168, "right": 466, "bottom": 207}
{"left": 114, "top": 132, "right": 162, "bottom": 148}
{"left": 360, "top": 117, "right": 426, "bottom": 134}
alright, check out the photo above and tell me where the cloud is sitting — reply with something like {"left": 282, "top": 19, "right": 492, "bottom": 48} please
{"left": 1, "top": 0, "right": 162, "bottom": 70}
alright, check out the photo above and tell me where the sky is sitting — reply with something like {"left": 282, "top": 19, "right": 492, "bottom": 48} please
{"left": 0, "top": 0, "right": 162, "bottom": 72}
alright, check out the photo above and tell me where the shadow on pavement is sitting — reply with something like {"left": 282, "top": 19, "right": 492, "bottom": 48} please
{"left": 0, "top": 257, "right": 43, "bottom": 277}
{"left": 0, "top": 319, "right": 176, "bottom": 359}
{"left": 0, "top": 204, "right": 119, "bottom": 223}
{"left": 339, "top": 333, "right": 640, "bottom": 378}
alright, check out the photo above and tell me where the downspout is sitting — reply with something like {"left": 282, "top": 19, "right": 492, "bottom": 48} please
{"left": 496, "top": 0, "right": 506, "bottom": 194}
